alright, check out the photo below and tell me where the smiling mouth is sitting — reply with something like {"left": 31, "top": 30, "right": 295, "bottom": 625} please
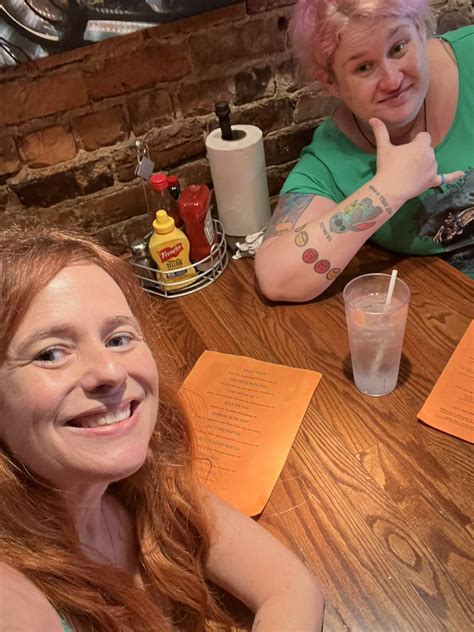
{"left": 380, "top": 86, "right": 410, "bottom": 102}
{"left": 64, "top": 401, "right": 138, "bottom": 429}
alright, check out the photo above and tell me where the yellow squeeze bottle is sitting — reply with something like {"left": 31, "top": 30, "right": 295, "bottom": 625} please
{"left": 149, "top": 210, "right": 196, "bottom": 292}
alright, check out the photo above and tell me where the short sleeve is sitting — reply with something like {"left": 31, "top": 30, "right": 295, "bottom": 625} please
{"left": 280, "top": 143, "right": 344, "bottom": 203}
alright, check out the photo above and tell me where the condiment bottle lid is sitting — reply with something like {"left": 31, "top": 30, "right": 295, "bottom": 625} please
{"left": 150, "top": 172, "right": 168, "bottom": 191}
{"left": 153, "top": 209, "right": 175, "bottom": 234}
{"left": 167, "top": 175, "right": 179, "bottom": 185}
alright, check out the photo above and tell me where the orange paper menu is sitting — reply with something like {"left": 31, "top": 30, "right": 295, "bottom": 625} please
{"left": 418, "top": 320, "right": 474, "bottom": 443}
{"left": 180, "top": 351, "right": 322, "bottom": 516}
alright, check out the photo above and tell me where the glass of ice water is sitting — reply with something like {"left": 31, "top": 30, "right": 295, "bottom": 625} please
{"left": 343, "top": 273, "right": 410, "bottom": 396}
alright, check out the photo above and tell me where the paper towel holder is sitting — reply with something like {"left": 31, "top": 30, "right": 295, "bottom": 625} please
{"left": 214, "top": 101, "right": 246, "bottom": 141}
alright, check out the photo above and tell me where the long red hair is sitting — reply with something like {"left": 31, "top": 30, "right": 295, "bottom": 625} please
{"left": 0, "top": 226, "right": 231, "bottom": 631}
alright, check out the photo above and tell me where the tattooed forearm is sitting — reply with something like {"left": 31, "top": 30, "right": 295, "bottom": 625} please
{"left": 295, "top": 229, "right": 309, "bottom": 247}
{"left": 262, "top": 193, "right": 314, "bottom": 242}
{"left": 300, "top": 247, "right": 340, "bottom": 280}
{"left": 329, "top": 198, "right": 383, "bottom": 233}
{"left": 319, "top": 221, "right": 332, "bottom": 242}
{"left": 368, "top": 184, "right": 393, "bottom": 216}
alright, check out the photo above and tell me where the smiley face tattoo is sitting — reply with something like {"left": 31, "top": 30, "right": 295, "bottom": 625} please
{"left": 295, "top": 230, "right": 309, "bottom": 247}
{"left": 302, "top": 248, "right": 319, "bottom": 264}
{"left": 326, "top": 267, "right": 340, "bottom": 281}
{"left": 314, "top": 259, "right": 330, "bottom": 274}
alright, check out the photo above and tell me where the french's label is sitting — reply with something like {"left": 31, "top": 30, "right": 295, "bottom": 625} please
{"left": 159, "top": 243, "right": 183, "bottom": 262}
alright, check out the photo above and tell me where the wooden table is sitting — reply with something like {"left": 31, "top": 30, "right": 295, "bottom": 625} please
{"left": 152, "top": 245, "right": 473, "bottom": 632}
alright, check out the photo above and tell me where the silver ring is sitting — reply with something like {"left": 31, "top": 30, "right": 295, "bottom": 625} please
{"left": 439, "top": 173, "right": 446, "bottom": 186}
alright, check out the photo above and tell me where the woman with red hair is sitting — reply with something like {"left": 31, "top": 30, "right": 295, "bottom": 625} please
{"left": 256, "top": 0, "right": 473, "bottom": 301}
{"left": 0, "top": 227, "right": 324, "bottom": 631}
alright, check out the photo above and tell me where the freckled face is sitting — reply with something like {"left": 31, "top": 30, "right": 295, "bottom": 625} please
{"left": 0, "top": 263, "right": 159, "bottom": 489}
{"left": 330, "top": 18, "right": 429, "bottom": 130}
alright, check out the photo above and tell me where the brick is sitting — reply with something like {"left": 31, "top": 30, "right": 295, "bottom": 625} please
{"left": 37, "top": 31, "right": 147, "bottom": 74}
{"left": 178, "top": 79, "right": 233, "bottom": 117}
{"left": 232, "top": 97, "right": 292, "bottom": 133}
{"left": 76, "top": 160, "right": 115, "bottom": 196}
{"left": 35, "top": 47, "right": 93, "bottom": 72}
{"left": 0, "top": 59, "right": 36, "bottom": 83}
{"left": 235, "top": 65, "right": 274, "bottom": 105}
{"left": 74, "top": 108, "right": 129, "bottom": 151}
{"left": 0, "top": 136, "right": 21, "bottom": 178}
{"left": 266, "top": 162, "right": 296, "bottom": 197}
{"left": 173, "top": 159, "right": 212, "bottom": 189}
{"left": 75, "top": 185, "right": 150, "bottom": 232}
{"left": 0, "top": 187, "right": 8, "bottom": 211}
{"left": 128, "top": 90, "right": 174, "bottom": 136}
{"left": 277, "top": 58, "right": 309, "bottom": 93}
{"left": 0, "top": 71, "right": 89, "bottom": 126}
{"left": 1, "top": 203, "right": 81, "bottom": 231}
{"left": 21, "top": 125, "right": 77, "bottom": 168}
{"left": 10, "top": 159, "right": 114, "bottom": 207}
{"left": 148, "top": 125, "right": 205, "bottom": 173}
{"left": 94, "top": 214, "right": 153, "bottom": 255}
{"left": 113, "top": 121, "right": 205, "bottom": 182}
{"left": 436, "top": 10, "right": 472, "bottom": 34}
{"left": 189, "top": 18, "right": 287, "bottom": 71}
{"left": 85, "top": 45, "right": 191, "bottom": 100}
{"left": 10, "top": 171, "right": 80, "bottom": 207}
{"left": 264, "top": 125, "right": 314, "bottom": 166}
{"left": 140, "top": 4, "right": 246, "bottom": 42}
{"left": 292, "top": 90, "right": 339, "bottom": 124}
{"left": 246, "top": 0, "right": 296, "bottom": 13}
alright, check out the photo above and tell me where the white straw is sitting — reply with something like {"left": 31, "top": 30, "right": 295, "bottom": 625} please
{"left": 383, "top": 269, "right": 398, "bottom": 311}
{"left": 369, "top": 270, "right": 399, "bottom": 386}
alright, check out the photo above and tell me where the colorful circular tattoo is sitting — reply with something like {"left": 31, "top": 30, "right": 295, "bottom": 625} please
{"left": 295, "top": 231, "right": 309, "bottom": 247}
{"left": 302, "top": 248, "right": 319, "bottom": 264}
{"left": 314, "top": 259, "right": 330, "bottom": 274}
{"left": 326, "top": 267, "right": 341, "bottom": 281}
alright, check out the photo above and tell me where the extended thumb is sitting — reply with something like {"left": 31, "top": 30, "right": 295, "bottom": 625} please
{"left": 369, "top": 117, "right": 390, "bottom": 147}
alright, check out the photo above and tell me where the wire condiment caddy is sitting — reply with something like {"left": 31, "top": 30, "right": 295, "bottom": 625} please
{"left": 131, "top": 218, "right": 228, "bottom": 299}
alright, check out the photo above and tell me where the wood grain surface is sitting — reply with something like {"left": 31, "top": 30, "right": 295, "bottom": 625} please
{"left": 150, "top": 245, "right": 473, "bottom": 632}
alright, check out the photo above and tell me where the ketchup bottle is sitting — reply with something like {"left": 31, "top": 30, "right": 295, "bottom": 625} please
{"left": 150, "top": 172, "right": 182, "bottom": 228}
{"left": 178, "top": 184, "right": 216, "bottom": 262}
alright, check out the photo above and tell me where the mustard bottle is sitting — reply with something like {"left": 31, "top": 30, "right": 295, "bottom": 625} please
{"left": 148, "top": 210, "right": 196, "bottom": 292}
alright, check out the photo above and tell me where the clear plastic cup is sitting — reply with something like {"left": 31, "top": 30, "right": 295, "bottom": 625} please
{"left": 343, "top": 273, "right": 410, "bottom": 396}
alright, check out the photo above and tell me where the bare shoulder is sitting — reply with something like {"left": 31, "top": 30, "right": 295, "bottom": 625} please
{"left": 0, "top": 563, "right": 65, "bottom": 632}
{"left": 261, "top": 192, "right": 337, "bottom": 245}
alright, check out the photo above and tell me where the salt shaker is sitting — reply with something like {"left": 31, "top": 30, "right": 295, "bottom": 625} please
{"left": 129, "top": 238, "right": 156, "bottom": 289}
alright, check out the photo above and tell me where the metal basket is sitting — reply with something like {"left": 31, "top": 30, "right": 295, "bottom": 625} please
{"left": 131, "top": 219, "right": 228, "bottom": 298}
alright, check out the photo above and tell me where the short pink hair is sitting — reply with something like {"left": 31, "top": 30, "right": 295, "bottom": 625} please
{"left": 292, "top": 0, "right": 432, "bottom": 82}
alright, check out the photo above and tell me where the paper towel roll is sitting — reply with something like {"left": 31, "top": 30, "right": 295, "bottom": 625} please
{"left": 206, "top": 125, "right": 271, "bottom": 237}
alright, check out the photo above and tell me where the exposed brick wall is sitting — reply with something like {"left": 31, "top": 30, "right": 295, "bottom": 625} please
{"left": 0, "top": 0, "right": 472, "bottom": 252}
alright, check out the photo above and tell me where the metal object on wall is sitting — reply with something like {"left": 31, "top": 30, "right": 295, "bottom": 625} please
{"left": 0, "top": 0, "right": 241, "bottom": 68}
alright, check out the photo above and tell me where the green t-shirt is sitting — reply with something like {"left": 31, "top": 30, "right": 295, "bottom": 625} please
{"left": 282, "top": 25, "right": 474, "bottom": 278}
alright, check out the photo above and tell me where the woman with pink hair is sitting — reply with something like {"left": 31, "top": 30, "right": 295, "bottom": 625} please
{"left": 256, "top": 0, "right": 473, "bottom": 301}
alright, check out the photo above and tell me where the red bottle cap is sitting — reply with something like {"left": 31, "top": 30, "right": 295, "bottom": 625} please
{"left": 150, "top": 172, "right": 168, "bottom": 191}
{"left": 167, "top": 175, "right": 179, "bottom": 186}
